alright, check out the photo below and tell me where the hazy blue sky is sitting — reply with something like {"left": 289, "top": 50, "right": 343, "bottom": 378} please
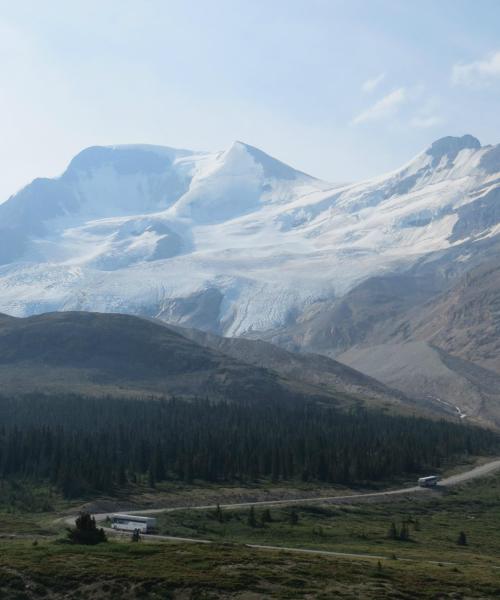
{"left": 1, "top": 0, "right": 500, "bottom": 199}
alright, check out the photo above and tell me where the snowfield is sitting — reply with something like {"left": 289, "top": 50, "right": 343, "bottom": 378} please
{"left": 1, "top": 135, "right": 499, "bottom": 335}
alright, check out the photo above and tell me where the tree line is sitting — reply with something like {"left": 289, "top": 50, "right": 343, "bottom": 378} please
{"left": 0, "top": 393, "right": 498, "bottom": 498}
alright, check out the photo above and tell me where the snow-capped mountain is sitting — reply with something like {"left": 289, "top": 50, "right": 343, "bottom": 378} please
{"left": 1, "top": 134, "right": 500, "bottom": 337}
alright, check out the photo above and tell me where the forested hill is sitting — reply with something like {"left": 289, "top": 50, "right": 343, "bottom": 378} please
{"left": 0, "top": 311, "right": 335, "bottom": 405}
{"left": 0, "top": 394, "right": 498, "bottom": 499}
{"left": 0, "top": 310, "right": 431, "bottom": 413}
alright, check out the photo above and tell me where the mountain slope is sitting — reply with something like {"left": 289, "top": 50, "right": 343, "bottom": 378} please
{"left": 0, "top": 311, "right": 334, "bottom": 403}
{"left": 3, "top": 135, "right": 500, "bottom": 421}
{"left": 374, "top": 259, "right": 500, "bottom": 374}
{"left": 2, "top": 135, "right": 500, "bottom": 340}
{"left": 338, "top": 342, "right": 500, "bottom": 427}
{"left": 0, "top": 311, "right": 447, "bottom": 417}
{"left": 164, "top": 323, "right": 432, "bottom": 413}
{"left": 250, "top": 272, "right": 443, "bottom": 357}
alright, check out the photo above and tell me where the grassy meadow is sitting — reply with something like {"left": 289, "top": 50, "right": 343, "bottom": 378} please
{"left": 1, "top": 461, "right": 500, "bottom": 598}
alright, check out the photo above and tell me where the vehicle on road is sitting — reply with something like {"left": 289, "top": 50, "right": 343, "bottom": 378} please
{"left": 418, "top": 475, "right": 440, "bottom": 487}
{"left": 110, "top": 514, "right": 157, "bottom": 533}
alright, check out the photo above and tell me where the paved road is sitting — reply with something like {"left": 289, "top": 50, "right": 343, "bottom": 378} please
{"left": 88, "top": 457, "right": 500, "bottom": 524}
{"left": 437, "top": 458, "right": 500, "bottom": 486}
{"left": 64, "top": 456, "right": 500, "bottom": 565}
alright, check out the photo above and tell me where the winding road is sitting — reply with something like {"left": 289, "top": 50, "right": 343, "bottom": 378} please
{"left": 68, "top": 457, "right": 500, "bottom": 564}
{"left": 85, "top": 457, "right": 500, "bottom": 522}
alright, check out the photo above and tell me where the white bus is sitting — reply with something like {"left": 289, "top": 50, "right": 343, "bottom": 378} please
{"left": 110, "top": 514, "right": 157, "bottom": 533}
{"left": 417, "top": 475, "right": 440, "bottom": 488}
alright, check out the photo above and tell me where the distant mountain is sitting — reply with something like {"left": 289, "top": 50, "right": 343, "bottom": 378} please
{"left": 2, "top": 135, "right": 500, "bottom": 421}
{"left": 0, "top": 141, "right": 331, "bottom": 330}
{"left": 2, "top": 134, "right": 499, "bottom": 338}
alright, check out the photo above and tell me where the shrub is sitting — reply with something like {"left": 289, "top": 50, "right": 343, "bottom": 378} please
{"left": 67, "top": 511, "right": 107, "bottom": 545}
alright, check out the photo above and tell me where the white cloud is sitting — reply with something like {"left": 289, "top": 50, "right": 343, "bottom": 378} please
{"left": 361, "top": 73, "right": 385, "bottom": 93}
{"left": 409, "top": 115, "right": 443, "bottom": 129}
{"left": 408, "top": 95, "right": 443, "bottom": 129}
{"left": 452, "top": 50, "right": 500, "bottom": 86}
{"left": 352, "top": 88, "right": 406, "bottom": 125}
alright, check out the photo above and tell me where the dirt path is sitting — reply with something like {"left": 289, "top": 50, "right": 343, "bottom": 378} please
{"left": 102, "top": 527, "right": 458, "bottom": 566}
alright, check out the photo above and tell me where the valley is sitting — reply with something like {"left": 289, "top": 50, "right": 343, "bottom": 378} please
{"left": 2, "top": 457, "right": 500, "bottom": 598}
{"left": 2, "top": 141, "right": 500, "bottom": 595}
{"left": 3, "top": 4, "right": 500, "bottom": 598}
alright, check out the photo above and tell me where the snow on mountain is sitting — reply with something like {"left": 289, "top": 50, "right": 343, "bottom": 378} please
{"left": 1, "top": 135, "right": 500, "bottom": 336}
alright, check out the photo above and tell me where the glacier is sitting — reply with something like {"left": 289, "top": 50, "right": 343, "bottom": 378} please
{"left": 1, "top": 135, "right": 500, "bottom": 336}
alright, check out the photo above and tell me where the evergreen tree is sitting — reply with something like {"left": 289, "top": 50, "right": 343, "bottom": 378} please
{"left": 247, "top": 506, "right": 257, "bottom": 528}
{"left": 261, "top": 508, "right": 272, "bottom": 523}
{"left": 457, "top": 531, "right": 467, "bottom": 546}
{"left": 399, "top": 522, "right": 410, "bottom": 541}
{"left": 289, "top": 508, "right": 299, "bottom": 526}
{"left": 67, "top": 512, "right": 107, "bottom": 545}
{"left": 118, "top": 464, "right": 127, "bottom": 486}
{"left": 148, "top": 466, "right": 156, "bottom": 489}
{"left": 0, "top": 393, "right": 497, "bottom": 499}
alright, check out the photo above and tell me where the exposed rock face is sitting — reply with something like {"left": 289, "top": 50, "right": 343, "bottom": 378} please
{"left": 338, "top": 342, "right": 500, "bottom": 427}
{"left": 379, "top": 260, "right": 500, "bottom": 374}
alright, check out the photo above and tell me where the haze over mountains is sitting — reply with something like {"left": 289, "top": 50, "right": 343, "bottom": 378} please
{"left": 2, "top": 134, "right": 500, "bottom": 423}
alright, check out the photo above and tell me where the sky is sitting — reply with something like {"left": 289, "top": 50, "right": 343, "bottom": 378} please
{"left": 1, "top": 0, "right": 500, "bottom": 200}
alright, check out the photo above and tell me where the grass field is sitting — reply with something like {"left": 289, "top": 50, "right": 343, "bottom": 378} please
{"left": 1, "top": 460, "right": 500, "bottom": 597}
{"left": 1, "top": 536, "right": 500, "bottom": 599}
{"left": 154, "top": 474, "right": 500, "bottom": 565}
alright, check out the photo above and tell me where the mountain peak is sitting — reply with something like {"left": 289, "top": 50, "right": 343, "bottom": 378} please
{"left": 426, "top": 135, "right": 481, "bottom": 164}
{"left": 225, "top": 140, "right": 314, "bottom": 181}
{"left": 63, "top": 144, "right": 193, "bottom": 178}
